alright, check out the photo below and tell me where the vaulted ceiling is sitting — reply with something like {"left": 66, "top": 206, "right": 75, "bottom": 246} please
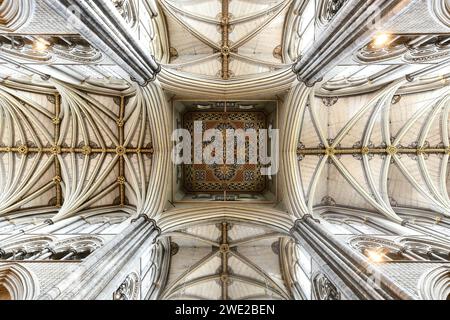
{"left": 290, "top": 83, "right": 450, "bottom": 222}
{"left": 162, "top": 221, "right": 290, "bottom": 300}
{"left": 159, "top": 0, "right": 292, "bottom": 79}
{"left": 0, "top": 80, "right": 169, "bottom": 223}
{"left": 0, "top": 0, "right": 449, "bottom": 301}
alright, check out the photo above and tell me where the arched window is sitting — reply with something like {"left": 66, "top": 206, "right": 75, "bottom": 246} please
{"left": 0, "top": 237, "right": 54, "bottom": 261}
{"left": 0, "top": 264, "right": 39, "bottom": 300}
{"left": 0, "top": 222, "right": 32, "bottom": 234}
{"left": 0, "top": 236, "right": 102, "bottom": 261}
{"left": 0, "top": 0, "right": 34, "bottom": 32}
{"left": 431, "top": 0, "right": 450, "bottom": 27}
{"left": 286, "top": 0, "right": 318, "bottom": 61}
{"left": 296, "top": 0, "right": 317, "bottom": 55}
{"left": 350, "top": 237, "right": 450, "bottom": 263}
{"left": 418, "top": 266, "right": 450, "bottom": 300}
{"left": 50, "top": 236, "right": 103, "bottom": 261}
{"left": 400, "top": 239, "right": 450, "bottom": 262}
{"left": 111, "top": 0, "right": 138, "bottom": 28}
{"left": 55, "top": 214, "right": 129, "bottom": 235}
{"left": 113, "top": 273, "right": 140, "bottom": 300}
{"left": 322, "top": 213, "right": 390, "bottom": 235}
{"left": 350, "top": 237, "right": 406, "bottom": 262}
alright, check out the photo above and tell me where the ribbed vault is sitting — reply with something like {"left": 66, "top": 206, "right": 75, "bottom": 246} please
{"left": 161, "top": 220, "right": 291, "bottom": 300}
{"left": 0, "top": 0, "right": 448, "bottom": 301}
{"left": 283, "top": 81, "right": 450, "bottom": 223}
{"left": 0, "top": 79, "right": 170, "bottom": 225}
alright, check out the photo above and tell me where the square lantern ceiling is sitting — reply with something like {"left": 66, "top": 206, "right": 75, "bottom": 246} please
{"left": 172, "top": 100, "right": 278, "bottom": 203}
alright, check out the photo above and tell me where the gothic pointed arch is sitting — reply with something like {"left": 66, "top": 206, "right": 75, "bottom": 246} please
{"left": 0, "top": 264, "right": 39, "bottom": 300}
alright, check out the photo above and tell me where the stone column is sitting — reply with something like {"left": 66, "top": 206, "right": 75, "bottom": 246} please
{"left": 43, "top": 0, "right": 161, "bottom": 86}
{"left": 39, "top": 215, "right": 160, "bottom": 300}
{"left": 292, "top": 0, "right": 412, "bottom": 86}
{"left": 291, "top": 216, "right": 415, "bottom": 300}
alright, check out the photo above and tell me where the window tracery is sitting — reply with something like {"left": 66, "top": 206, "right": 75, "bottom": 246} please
{"left": 292, "top": 245, "right": 313, "bottom": 299}
{"left": 356, "top": 35, "right": 450, "bottom": 64}
{"left": 403, "top": 216, "right": 450, "bottom": 238}
{"left": 350, "top": 236, "right": 450, "bottom": 263}
{"left": 0, "top": 236, "right": 103, "bottom": 261}
{"left": 418, "top": 266, "right": 450, "bottom": 300}
{"left": 111, "top": 0, "right": 138, "bottom": 28}
{"left": 0, "top": 35, "right": 103, "bottom": 63}
{"left": 319, "top": 0, "right": 348, "bottom": 23}
{"left": 400, "top": 239, "right": 450, "bottom": 262}
{"left": 113, "top": 272, "right": 140, "bottom": 300}
{"left": 322, "top": 213, "right": 390, "bottom": 236}
{"left": 312, "top": 273, "right": 341, "bottom": 300}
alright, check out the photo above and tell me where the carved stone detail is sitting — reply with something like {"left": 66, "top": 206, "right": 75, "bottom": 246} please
{"left": 322, "top": 96, "right": 339, "bottom": 107}
{"left": 357, "top": 35, "right": 450, "bottom": 64}
{"left": 321, "top": 196, "right": 336, "bottom": 206}
{"left": 111, "top": 0, "right": 138, "bottom": 27}
{"left": 313, "top": 273, "right": 341, "bottom": 300}
{"left": 113, "top": 272, "right": 140, "bottom": 300}
{"left": 326, "top": 0, "right": 347, "bottom": 20}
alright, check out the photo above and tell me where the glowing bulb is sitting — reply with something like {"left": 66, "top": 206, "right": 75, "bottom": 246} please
{"left": 372, "top": 33, "right": 390, "bottom": 48}
{"left": 33, "top": 38, "right": 50, "bottom": 52}
{"left": 366, "top": 249, "right": 384, "bottom": 263}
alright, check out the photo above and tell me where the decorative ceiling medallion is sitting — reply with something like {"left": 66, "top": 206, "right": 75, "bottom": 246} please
{"left": 325, "top": 147, "right": 336, "bottom": 156}
{"left": 117, "top": 176, "right": 126, "bottom": 185}
{"left": 219, "top": 243, "right": 230, "bottom": 253}
{"left": 386, "top": 145, "right": 398, "bottom": 155}
{"left": 116, "top": 118, "right": 124, "bottom": 127}
{"left": 361, "top": 146, "right": 370, "bottom": 155}
{"left": 116, "top": 146, "right": 126, "bottom": 156}
{"left": 51, "top": 145, "right": 61, "bottom": 155}
{"left": 213, "top": 163, "right": 238, "bottom": 181}
{"left": 17, "top": 145, "right": 29, "bottom": 155}
{"left": 81, "top": 145, "right": 92, "bottom": 156}
{"left": 53, "top": 176, "right": 62, "bottom": 184}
